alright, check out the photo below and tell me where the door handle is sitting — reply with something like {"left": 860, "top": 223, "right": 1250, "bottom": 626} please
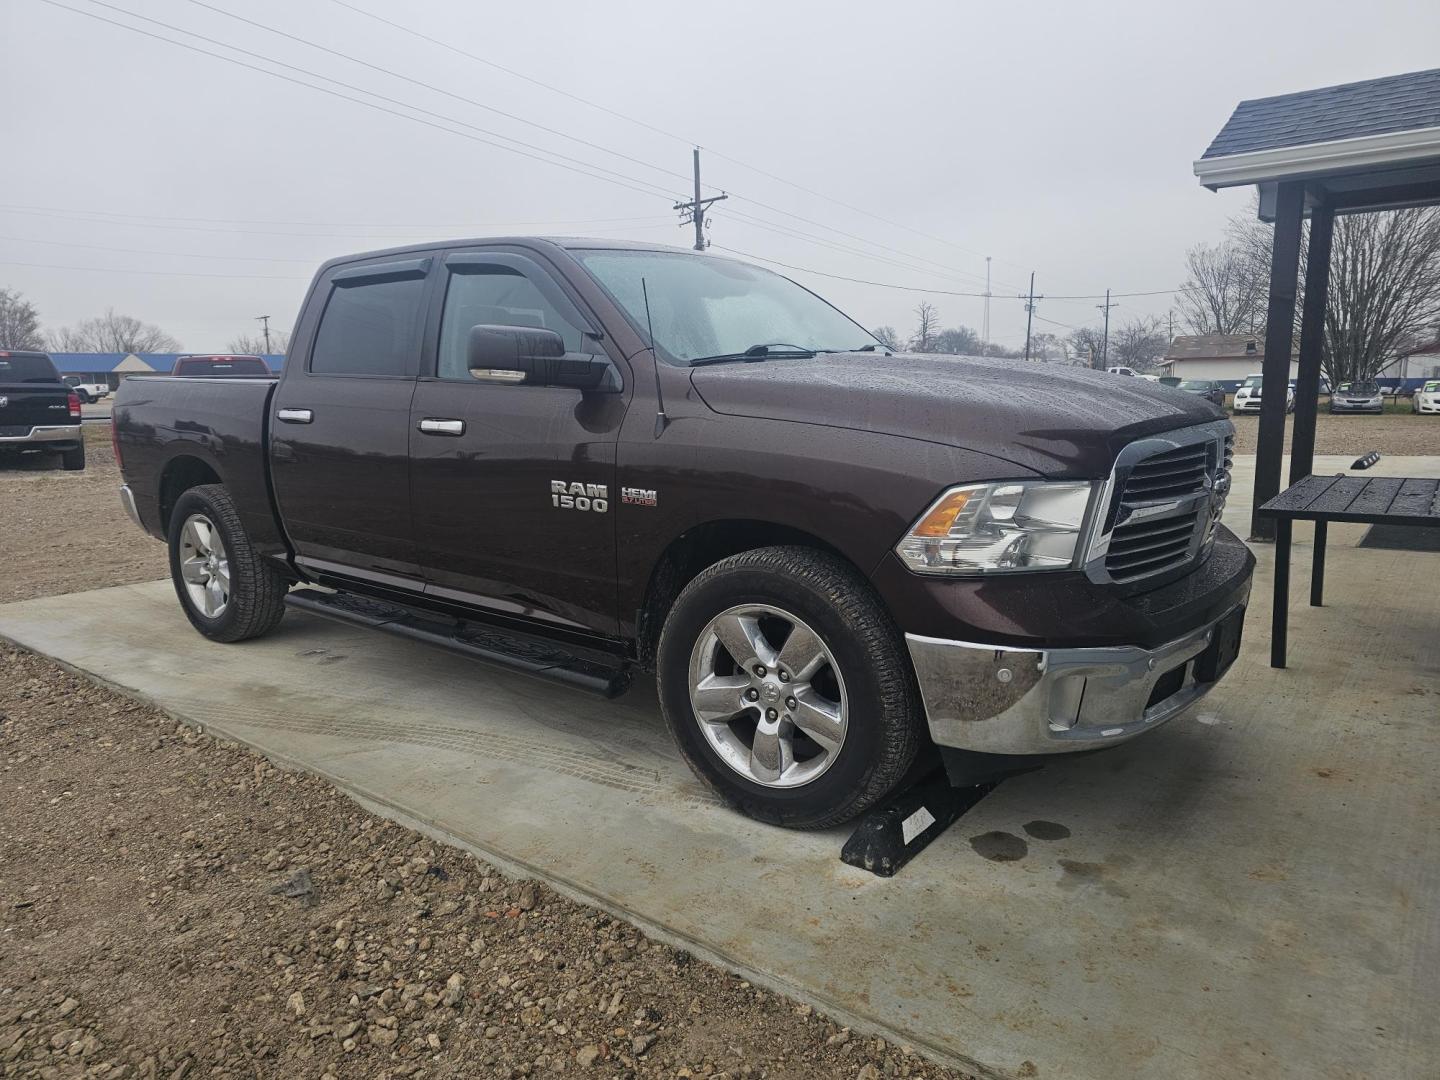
{"left": 276, "top": 408, "right": 313, "bottom": 424}
{"left": 418, "top": 418, "right": 465, "bottom": 436}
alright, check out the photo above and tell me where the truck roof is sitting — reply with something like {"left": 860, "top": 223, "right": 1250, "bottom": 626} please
{"left": 309, "top": 236, "right": 727, "bottom": 276}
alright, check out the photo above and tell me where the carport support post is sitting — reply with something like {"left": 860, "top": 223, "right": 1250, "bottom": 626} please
{"left": 1250, "top": 181, "right": 1305, "bottom": 543}
{"left": 1290, "top": 201, "right": 1334, "bottom": 486}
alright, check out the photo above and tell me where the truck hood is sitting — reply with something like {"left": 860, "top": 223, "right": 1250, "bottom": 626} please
{"left": 689, "top": 352, "right": 1225, "bottom": 476}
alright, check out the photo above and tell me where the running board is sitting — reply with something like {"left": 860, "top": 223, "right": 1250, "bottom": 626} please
{"left": 284, "top": 588, "right": 632, "bottom": 698}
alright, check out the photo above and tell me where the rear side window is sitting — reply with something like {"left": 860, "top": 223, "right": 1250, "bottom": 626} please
{"left": 0, "top": 354, "right": 60, "bottom": 382}
{"left": 176, "top": 357, "right": 270, "bottom": 376}
{"left": 310, "top": 275, "right": 425, "bottom": 376}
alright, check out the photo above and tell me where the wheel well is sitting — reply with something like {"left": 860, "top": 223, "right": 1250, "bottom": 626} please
{"left": 158, "top": 456, "right": 221, "bottom": 535}
{"left": 635, "top": 520, "right": 853, "bottom": 672}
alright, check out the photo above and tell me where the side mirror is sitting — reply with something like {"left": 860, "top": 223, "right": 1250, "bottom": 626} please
{"left": 466, "top": 324, "right": 609, "bottom": 390}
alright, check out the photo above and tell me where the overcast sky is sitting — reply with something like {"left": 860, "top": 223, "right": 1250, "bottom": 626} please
{"left": 5, "top": 0, "right": 1440, "bottom": 352}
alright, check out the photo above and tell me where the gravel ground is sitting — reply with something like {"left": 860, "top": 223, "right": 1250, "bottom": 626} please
{"left": 0, "top": 430, "right": 976, "bottom": 1080}
{"left": 0, "top": 428, "right": 168, "bottom": 605}
{"left": 1227, "top": 407, "right": 1440, "bottom": 455}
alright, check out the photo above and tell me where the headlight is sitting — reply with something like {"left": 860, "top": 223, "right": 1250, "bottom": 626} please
{"left": 895, "top": 481, "right": 1094, "bottom": 575}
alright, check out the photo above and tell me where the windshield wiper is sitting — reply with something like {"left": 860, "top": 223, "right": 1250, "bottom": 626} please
{"left": 690, "top": 343, "right": 817, "bottom": 366}
{"left": 815, "top": 343, "right": 892, "bottom": 355}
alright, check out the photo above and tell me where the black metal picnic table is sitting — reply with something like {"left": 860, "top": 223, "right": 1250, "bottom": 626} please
{"left": 1256, "top": 473, "right": 1440, "bottom": 668}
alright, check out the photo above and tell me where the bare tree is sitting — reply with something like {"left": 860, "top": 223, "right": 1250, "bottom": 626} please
{"left": 227, "top": 330, "right": 290, "bottom": 355}
{"left": 1177, "top": 242, "right": 1263, "bottom": 336}
{"left": 49, "top": 308, "right": 180, "bottom": 353}
{"left": 935, "top": 325, "right": 982, "bottom": 355}
{"left": 1320, "top": 208, "right": 1440, "bottom": 385}
{"left": 1223, "top": 197, "right": 1440, "bottom": 384}
{"left": 0, "top": 288, "right": 46, "bottom": 351}
{"left": 910, "top": 302, "right": 941, "bottom": 353}
{"left": 1108, "top": 316, "right": 1170, "bottom": 372}
{"left": 1025, "top": 331, "right": 1066, "bottom": 362}
{"left": 871, "top": 326, "right": 903, "bottom": 350}
{"left": 1067, "top": 327, "right": 1107, "bottom": 368}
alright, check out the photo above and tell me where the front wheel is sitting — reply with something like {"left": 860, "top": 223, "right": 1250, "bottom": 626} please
{"left": 656, "top": 547, "right": 925, "bottom": 829}
{"left": 168, "top": 484, "right": 288, "bottom": 642}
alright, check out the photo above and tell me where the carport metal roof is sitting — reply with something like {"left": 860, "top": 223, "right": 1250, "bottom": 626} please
{"left": 1196, "top": 69, "right": 1440, "bottom": 539}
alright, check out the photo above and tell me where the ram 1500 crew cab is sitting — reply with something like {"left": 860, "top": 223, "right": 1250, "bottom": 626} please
{"left": 113, "top": 238, "right": 1253, "bottom": 828}
{"left": 1, "top": 351, "right": 85, "bottom": 469}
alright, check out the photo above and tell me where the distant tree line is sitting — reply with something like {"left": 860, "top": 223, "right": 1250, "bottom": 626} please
{"left": 0, "top": 288, "right": 289, "bottom": 356}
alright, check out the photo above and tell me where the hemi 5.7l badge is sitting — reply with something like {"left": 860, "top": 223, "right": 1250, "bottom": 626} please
{"left": 551, "top": 481, "right": 608, "bottom": 512}
{"left": 621, "top": 487, "right": 658, "bottom": 507}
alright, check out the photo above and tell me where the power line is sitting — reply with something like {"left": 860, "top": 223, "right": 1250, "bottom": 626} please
{"left": 1, "top": 259, "right": 305, "bottom": 280}
{"left": 327, "top": 0, "right": 1033, "bottom": 278}
{"left": 0, "top": 233, "right": 317, "bottom": 262}
{"left": 179, "top": 0, "right": 696, "bottom": 192}
{"left": 0, "top": 203, "right": 676, "bottom": 229}
{"left": 35, "top": 0, "right": 682, "bottom": 204}
{"left": 710, "top": 248, "right": 993, "bottom": 296}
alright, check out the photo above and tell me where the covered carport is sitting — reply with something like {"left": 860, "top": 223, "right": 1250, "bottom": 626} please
{"left": 1194, "top": 67, "right": 1440, "bottom": 541}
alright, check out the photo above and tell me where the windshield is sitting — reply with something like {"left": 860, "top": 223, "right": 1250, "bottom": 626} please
{"left": 1243, "top": 376, "right": 1264, "bottom": 388}
{"left": 1424, "top": 381, "right": 1440, "bottom": 393}
{"left": 0, "top": 354, "right": 60, "bottom": 383}
{"left": 1338, "top": 382, "right": 1379, "bottom": 394}
{"left": 1178, "top": 380, "right": 1210, "bottom": 390}
{"left": 573, "top": 250, "right": 877, "bottom": 364}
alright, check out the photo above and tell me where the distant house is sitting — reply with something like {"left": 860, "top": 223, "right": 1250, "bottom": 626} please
{"left": 47, "top": 353, "right": 285, "bottom": 389}
{"left": 1158, "top": 334, "right": 1297, "bottom": 386}
{"left": 1391, "top": 339, "right": 1440, "bottom": 380}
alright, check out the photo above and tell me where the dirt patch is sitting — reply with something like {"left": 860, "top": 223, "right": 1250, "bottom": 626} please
{"left": 0, "top": 426, "right": 168, "bottom": 605}
{"left": 1227, "top": 410, "right": 1440, "bottom": 456}
{"left": 0, "top": 644, "right": 975, "bottom": 1080}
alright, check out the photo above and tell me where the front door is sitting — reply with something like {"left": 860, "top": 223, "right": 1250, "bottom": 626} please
{"left": 408, "top": 249, "right": 627, "bottom": 636}
{"left": 270, "top": 255, "right": 432, "bottom": 590}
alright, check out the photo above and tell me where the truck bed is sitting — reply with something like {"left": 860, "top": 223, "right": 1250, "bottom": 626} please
{"left": 113, "top": 374, "right": 287, "bottom": 556}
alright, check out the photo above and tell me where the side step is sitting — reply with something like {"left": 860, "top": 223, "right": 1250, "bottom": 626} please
{"left": 284, "top": 588, "right": 632, "bottom": 698}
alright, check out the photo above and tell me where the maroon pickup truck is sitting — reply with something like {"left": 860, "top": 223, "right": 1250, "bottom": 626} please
{"left": 113, "top": 238, "right": 1252, "bottom": 827}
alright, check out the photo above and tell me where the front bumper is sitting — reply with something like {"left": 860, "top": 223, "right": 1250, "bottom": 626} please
{"left": 1232, "top": 398, "right": 1261, "bottom": 412}
{"left": 905, "top": 592, "right": 1249, "bottom": 756}
{"left": 1330, "top": 401, "right": 1383, "bottom": 413}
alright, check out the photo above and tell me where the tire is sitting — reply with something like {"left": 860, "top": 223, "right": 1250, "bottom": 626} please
{"left": 60, "top": 443, "right": 85, "bottom": 471}
{"left": 656, "top": 546, "right": 925, "bottom": 829}
{"left": 76, "top": 389, "right": 92, "bottom": 404}
{"left": 168, "top": 484, "right": 287, "bottom": 643}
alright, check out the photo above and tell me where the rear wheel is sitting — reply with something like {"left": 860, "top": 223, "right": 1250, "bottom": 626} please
{"left": 168, "top": 484, "right": 287, "bottom": 642}
{"left": 656, "top": 547, "right": 924, "bottom": 828}
{"left": 60, "top": 443, "right": 85, "bottom": 471}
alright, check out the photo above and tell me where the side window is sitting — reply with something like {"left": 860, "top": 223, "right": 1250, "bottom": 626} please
{"left": 437, "top": 265, "right": 586, "bottom": 380}
{"left": 311, "top": 275, "right": 426, "bottom": 376}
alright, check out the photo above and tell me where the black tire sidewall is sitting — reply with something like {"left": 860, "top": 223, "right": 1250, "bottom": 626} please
{"left": 657, "top": 558, "right": 906, "bottom": 826}
{"left": 168, "top": 488, "right": 254, "bottom": 641}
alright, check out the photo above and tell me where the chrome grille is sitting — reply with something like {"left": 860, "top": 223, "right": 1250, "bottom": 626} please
{"left": 1098, "top": 426, "right": 1231, "bottom": 584}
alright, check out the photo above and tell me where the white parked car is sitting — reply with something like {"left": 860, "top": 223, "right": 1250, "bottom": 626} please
{"left": 1412, "top": 379, "right": 1440, "bottom": 414}
{"left": 1232, "top": 373, "right": 1294, "bottom": 414}
{"left": 1106, "top": 365, "right": 1138, "bottom": 377}
{"left": 62, "top": 376, "right": 109, "bottom": 402}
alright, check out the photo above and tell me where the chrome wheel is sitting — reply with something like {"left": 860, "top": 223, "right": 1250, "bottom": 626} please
{"left": 687, "top": 603, "right": 848, "bottom": 789}
{"left": 178, "top": 513, "right": 230, "bottom": 618}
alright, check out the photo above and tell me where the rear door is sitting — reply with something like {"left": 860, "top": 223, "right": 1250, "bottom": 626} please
{"left": 0, "top": 353, "right": 69, "bottom": 434}
{"left": 407, "top": 248, "right": 628, "bottom": 635}
{"left": 270, "top": 256, "right": 432, "bottom": 591}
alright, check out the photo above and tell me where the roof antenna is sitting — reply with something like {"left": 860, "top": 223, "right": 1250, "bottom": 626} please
{"left": 642, "top": 277, "right": 668, "bottom": 438}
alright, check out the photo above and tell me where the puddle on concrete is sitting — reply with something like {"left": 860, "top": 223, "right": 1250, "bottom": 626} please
{"left": 1022, "top": 820, "right": 1071, "bottom": 841}
{"left": 969, "top": 831, "right": 1028, "bottom": 862}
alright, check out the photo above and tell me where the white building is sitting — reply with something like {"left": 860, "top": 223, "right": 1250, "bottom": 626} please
{"left": 1158, "top": 334, "right": 1296, "bottom": 386}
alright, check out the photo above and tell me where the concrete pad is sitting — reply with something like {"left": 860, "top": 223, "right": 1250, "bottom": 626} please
{"left": 3, "top": 459, "right": 1439, "bottom": 1079}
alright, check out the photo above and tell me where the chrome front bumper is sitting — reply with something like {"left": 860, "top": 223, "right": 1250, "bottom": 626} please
{"left": 905, "top": 601, "right": 1247, "bottom": 755}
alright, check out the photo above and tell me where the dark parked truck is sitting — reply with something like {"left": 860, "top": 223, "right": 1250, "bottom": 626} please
{"left": 113, "top": 239, "right": 1253, "bottom": 827}
{"left": 0, "top": 350, "right": 85, "bottom": 470}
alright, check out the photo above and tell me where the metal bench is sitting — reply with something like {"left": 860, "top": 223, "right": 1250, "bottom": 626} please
{"left": 1256, "top": 474, "right": 1440, "bottom": 668}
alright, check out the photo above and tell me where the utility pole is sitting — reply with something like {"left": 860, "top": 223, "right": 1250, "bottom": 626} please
{"left": 1021, "top": 272, "right": 1042, "bottom": 362}
{"left": 1167, "top": 308, "right": 1174, "bottom": 344}
{"left": 981, "top": 256, "right": 992, "bottom": 355}
{"left": 255, "top": 314, "right": 271, "bottom": 353}
{"left": 673, "top": 148, "right": 728, "bottom": 251}
{"left": 1096, "top": 290, "right": 1118, "bottom": 369}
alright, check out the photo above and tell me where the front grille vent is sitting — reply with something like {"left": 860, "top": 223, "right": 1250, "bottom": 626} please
{"left": 1104, "top": 434, "right": 1227, "bottom": 583}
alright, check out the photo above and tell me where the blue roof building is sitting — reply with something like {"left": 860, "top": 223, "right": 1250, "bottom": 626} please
{"left": 49, "top": 353, "right": 285, "bottom": 385}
